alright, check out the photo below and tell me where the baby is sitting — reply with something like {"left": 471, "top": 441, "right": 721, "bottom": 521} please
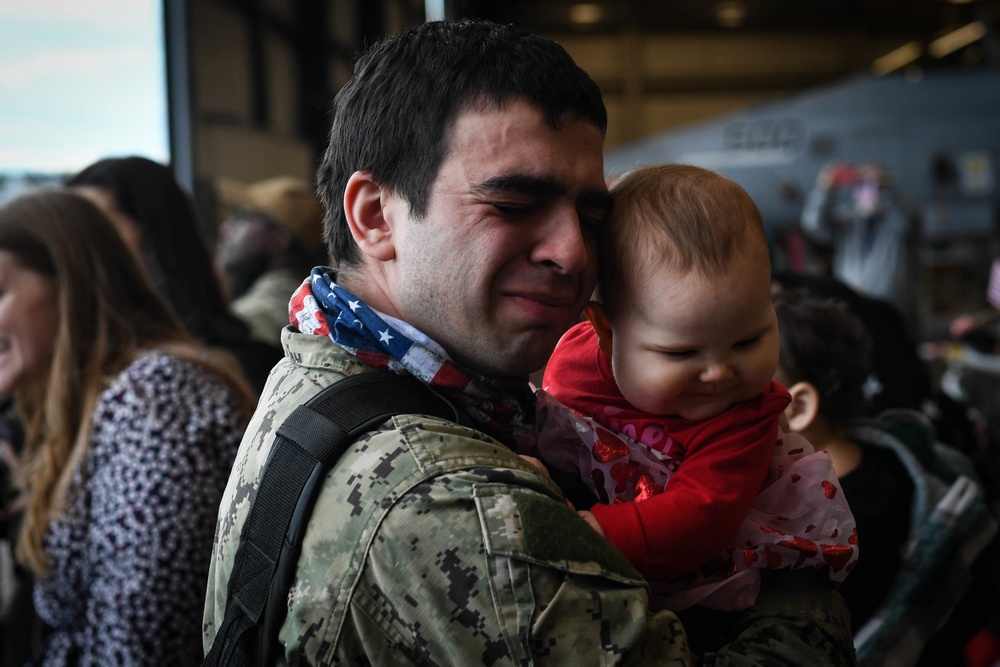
{"left": 531, "top": 164, "right": 857, "bottom": 611}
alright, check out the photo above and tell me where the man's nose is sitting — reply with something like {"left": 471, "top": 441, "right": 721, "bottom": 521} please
{"left": 531, "top": 204, "right": 591, "bottom": 275}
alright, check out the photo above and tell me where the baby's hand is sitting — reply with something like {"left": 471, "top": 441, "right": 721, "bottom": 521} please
{"left": 519, "top": 455, "right": 549, "bottom": 476}
{"left": 519, "top": 456, "right": 580, "bottom": 511}
{"left": 577, "top": 510, "right": 605, "bottom": 537}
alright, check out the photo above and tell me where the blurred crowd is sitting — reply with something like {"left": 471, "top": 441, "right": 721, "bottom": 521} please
{"left": 0, "top": 152, "right": 995, "bottom": 667}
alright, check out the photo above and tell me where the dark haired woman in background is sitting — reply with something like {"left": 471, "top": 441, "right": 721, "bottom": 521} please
{"left": 67, "top": 156, "right": 281, "bottom": 395}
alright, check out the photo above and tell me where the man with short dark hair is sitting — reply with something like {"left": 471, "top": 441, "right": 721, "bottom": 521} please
{"left": 204, "top": 19, "right": 856, "bottom": 665}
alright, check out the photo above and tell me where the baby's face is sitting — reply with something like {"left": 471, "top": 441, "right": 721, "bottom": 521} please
{"left": 608, "top": 259, "right": 778, "bottom": 421}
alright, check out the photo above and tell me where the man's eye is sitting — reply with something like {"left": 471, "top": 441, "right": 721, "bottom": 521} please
{"left": 579, "top": 213, "right": 605, "bottom": 230}
{"left": 492, "top": 202, "right": 531, "bottom": 216}
{"left": 579, "top": 205, "right": 610, "bottom": 229}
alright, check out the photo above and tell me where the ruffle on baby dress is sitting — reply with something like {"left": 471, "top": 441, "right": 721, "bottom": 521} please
{"left": 531, "top": 389, "right": 860, "bottom": 612}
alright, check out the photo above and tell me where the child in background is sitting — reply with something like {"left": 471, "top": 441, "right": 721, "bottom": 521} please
{"left": 530, "top": 164, "right": 857, "bottom": 611}
{"left": 773, "top": 286, "right": 1000, "bottom": 666}
{"left": 771, "top": 288, "right": 910, "bottom": 631}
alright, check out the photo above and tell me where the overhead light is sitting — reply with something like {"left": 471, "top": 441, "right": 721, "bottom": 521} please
{"left": 872, "top": 41, "right": 922, "bottom": 74}
{"left": 716, "top": 1, "right": 746, "bottom": 28}
{"left": 570, "top": 3, "right": 603, "bottom": 24}
{"left": 929, "top": 21, "right": 987, "bottom": 58}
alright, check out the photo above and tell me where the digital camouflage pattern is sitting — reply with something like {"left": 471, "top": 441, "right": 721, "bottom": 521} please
{"left": 204, "top": 329, "right": 857, "bottom": 666}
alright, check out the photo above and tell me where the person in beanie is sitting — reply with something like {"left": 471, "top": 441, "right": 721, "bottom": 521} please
{"left": 215, "top": 175, "right": 328, "bottom": 348}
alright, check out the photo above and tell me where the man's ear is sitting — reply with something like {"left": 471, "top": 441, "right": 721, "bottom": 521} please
{"left": 343, "top": 171, "right": 395, "bottom": 262}
{"left": 584, "top": 301, "right": 614, "bottom": 357}
{"left": 784, "top": 380, "right": 820, "bottom": 433}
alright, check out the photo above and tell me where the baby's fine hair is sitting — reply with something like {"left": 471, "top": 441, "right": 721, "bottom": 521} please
{"left": 601, "top": 163, "right": 768, "bottom": 317}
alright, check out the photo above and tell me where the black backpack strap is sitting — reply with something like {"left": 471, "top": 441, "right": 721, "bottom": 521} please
{"left": 204, "top": 372, "right": 459, "bottom": 667}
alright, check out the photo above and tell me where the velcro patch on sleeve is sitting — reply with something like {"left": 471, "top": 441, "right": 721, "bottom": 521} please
{"left": 476, "top": 484, "right": 643, "bottom": 583}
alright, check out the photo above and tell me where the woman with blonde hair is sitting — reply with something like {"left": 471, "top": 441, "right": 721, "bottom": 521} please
{"left": 0, "top": 189, "right": 254, "bottom": 665}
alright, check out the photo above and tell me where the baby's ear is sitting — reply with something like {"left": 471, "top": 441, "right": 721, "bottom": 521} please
{"left": 784, "top": 381, "right": 820, "bottom": 432}
{"left": 584, "top": 301, "right": 614, "bottom": 357}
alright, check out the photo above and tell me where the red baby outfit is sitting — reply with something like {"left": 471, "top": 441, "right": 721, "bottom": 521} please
{"left": 534, "top": 322, "right": 858, "bottom": 611}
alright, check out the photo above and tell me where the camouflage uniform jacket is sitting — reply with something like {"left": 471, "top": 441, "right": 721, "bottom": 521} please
{"left": 204, "top": 328, "right": 857, "bottom": 666}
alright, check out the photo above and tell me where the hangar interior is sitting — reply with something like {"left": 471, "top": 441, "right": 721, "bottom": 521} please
{"left": 174, "top": 0, "right": 1000, "bottom": 339}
